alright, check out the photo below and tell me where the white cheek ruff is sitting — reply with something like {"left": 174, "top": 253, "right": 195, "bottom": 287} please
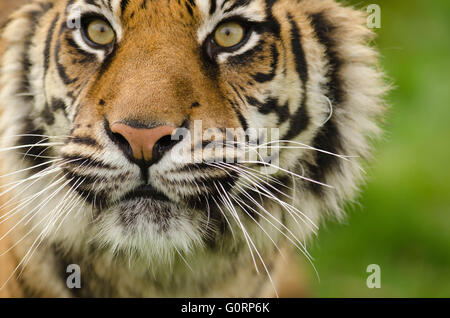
{"left": 217, "top": 32, "right": 261, "bottom": 63}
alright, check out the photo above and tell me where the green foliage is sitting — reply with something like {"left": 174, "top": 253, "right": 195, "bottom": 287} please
{"left": 303, "top": 0, "right": 450, "bottom": 297}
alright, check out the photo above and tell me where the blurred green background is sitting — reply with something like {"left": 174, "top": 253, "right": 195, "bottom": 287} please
{"left": 301, "top": 0, "right": 450, "bottom": 297}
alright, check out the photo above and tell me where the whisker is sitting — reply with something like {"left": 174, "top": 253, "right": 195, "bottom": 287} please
{"left": 233, "top": 183, "right": 320, "bottom": 282}
{"left": 224, "top": 139, "right": 354, "bottom": 161}
{"left": 0, "top": 175, "right": 77, "bottom": 256}
{"left": 240, "top": 180, "right": 318, "bottom": 234}
{"left": 210, "top": 194, "right": 236, "bottom": 240}
{"left": 0, "top": 134, "right": 73, "bottom": 141}
{"left": 0, "top": 175, "right": 71, "bottom": 240}
{"left": 239, "top": 160, "right": 333, "bottom": 189}
{"left": 0, "top": 158, "right": 62, "bottom": 179}
{"left": 233, "top": 183, "right": 313, "bottom": 259}
{"left": 229, "top": 192, "right": 284, "bottom": 257}
{"left": 214, "top": 182, "right": 259, "bottom": 274}
{"left": 213, "top": 162, "right": 293, "bottom": 201}
{"left": 172, "top": 244, "right": 194, "bottom": 273}
{"left": 17, "top": 152, "right": 60, "bottom": 159}
{"left": 207, "top": 161, "right": 318, "bottom": 232}
{"left": 0, "top": 169, "right": 64, "bottom": 222}
{"left": 217, "top": 181, "right": 279, "bottom": 297}
{"left": 0, "top": 143, "right": 64, "bottom": 152}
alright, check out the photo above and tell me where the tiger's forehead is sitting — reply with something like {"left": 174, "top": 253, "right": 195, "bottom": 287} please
{"left": 68, "top": 0, "right": 267, "bottom": 15}
{"left": 67, "top": 0, "right": 267, "bottom": 42}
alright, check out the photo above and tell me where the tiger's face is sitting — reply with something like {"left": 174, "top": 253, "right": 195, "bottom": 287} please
{"left": 56, "top": 0, "right": 293, "bottom": 252}
{"left": 1, "top": 0, "right": 385, "bottom": 266}
{"left": 38, "top": 0, "right": 317, "bottom": 254}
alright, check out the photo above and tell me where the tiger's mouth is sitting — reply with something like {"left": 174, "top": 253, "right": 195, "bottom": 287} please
{"left": 121, "top": 185, "right": 172, "bottom": 204}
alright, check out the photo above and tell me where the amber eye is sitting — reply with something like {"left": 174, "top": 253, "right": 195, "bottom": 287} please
{"left": 214, "top": 22, "right": 245, "bottom": 48}
{"left": 86, "top": 19, "right": 115, "bottom": 46}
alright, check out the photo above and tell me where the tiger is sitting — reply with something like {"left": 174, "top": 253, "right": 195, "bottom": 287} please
{"left": 0, "top": 0, "right": 387, "bottom": 297}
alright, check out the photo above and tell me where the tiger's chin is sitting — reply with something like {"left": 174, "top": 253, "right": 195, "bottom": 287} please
{"left": 91, "top": 189, "right": 213, "bottom": 261}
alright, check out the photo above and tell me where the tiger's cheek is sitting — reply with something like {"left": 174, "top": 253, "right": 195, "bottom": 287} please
{"left": 216, "top": 36, "right": 287, "bottom": 130}
{"left": 219, "top": 35, "right": 280, "bottom": 85}
{"left": 56, "top": 34, "right": 101, "bottom": 94}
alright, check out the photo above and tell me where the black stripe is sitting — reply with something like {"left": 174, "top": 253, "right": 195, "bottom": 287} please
{"left": 221, "top": 0, "right": 232, "bottom": 9}
{"left": 305, "top": 12, "right": 345, "bottom": 194}
{"left": 42, "top": 13, "right": 61, "bottom": 126}
{"left": 185, "top": 1, "right": 194, "bottom": 16}
{"left": 16, "top": 5, "right": 54, "bottom": 171}
{"left": 246, "top": 95, "right": 289, "bottom": 124}
{"left": 69, "top": 181, "right": 108, "bottom": 209}
{"left": 63, "top": 169, "right": 101, "bottom": 187}
{"left": 282, "top": 15, "right": 310, "bottom": 140}
{"left": 276, "top": 102, "right": 289, "bottom": 125}
{"left": 62, "top": 155, "right": 116, "bottom": 170}
{"left": 288, "top": 15, "right": 308, "bottom": 86}
{"left": 234, "top": 106, "right": 249, "bottom": 131}
{"left": 41, "top": 102, "right": 55, "bottom": 125}
{"left": 51, "top": 97, "right": 68, "bottom": 116}
{"left": 228, "top": 85, "right": 249, "bottom": 131}
{"left": 69, "top": 136, "right": 100, "bottom": 147}
{"left": 209, "top": 0, "right": 217, "bottom": 15}
{"left": 121, "top": 0, "right": 131, "bottom": 14}
{"left": 251, "top": 43, "right": 279, "bottom": 83}
{"left": 227, "top": 39, "right": 265, "bottom": 66}
{"left": 224, "top": 0, "right": 251, "bottom": 14}
{"left": 95, "top": 42, "right": 118, "bottom": 79}
{"left": 245, "top": 95, "right": 274, "bottom": 115}
{"left": 306, "top": 121, "right": 342, "bottom": 194}
{"left": 85, "top": 0, "right": 101, "bottom": 7}
{"left": 227, "top": 99, "right": 248, "bottom": 131}
{"left": 264, "top": 0, "right": 281, "bottom": 37}
{"left": 44, "top": 13, "right": 59, "bottom": 76}
{"left": 310, "top": 12, "right": 344, "bottom": 106}
{"left": 55, "top": 37, "right": 79, "bottom": 84}
{"left": 20, "top": 8, "right": 48, "bottom": 103}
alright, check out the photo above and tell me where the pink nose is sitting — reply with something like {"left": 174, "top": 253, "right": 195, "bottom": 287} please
{"left": 110, "top": 123, "right": 176, "bottom": 162}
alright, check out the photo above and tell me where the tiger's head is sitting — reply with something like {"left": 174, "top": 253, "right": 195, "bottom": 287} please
{"left": 0, "top": 0, "right": 386, "bottom": 268}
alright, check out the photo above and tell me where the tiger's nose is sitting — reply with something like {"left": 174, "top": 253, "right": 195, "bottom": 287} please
{"left": 110, "top": 123, "right": 178, "bottom": 163}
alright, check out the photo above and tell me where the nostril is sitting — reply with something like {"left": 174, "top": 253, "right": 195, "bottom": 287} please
{"left": 111, "top": 131, "right": 134, "bottom": 158}
{"left": 152, "top": 134, "right": 180, "bottom": 163}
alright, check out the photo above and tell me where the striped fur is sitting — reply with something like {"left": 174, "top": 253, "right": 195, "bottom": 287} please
{"left": 0, "top": 0, "right": 387, "bottom": 297}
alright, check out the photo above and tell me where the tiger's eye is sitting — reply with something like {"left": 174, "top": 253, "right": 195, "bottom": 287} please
{"left": 214, "top": 22, "right": 245, "bottom": 48}
{"left": 87, "top": 19, "right": 115, "bottom": 46}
